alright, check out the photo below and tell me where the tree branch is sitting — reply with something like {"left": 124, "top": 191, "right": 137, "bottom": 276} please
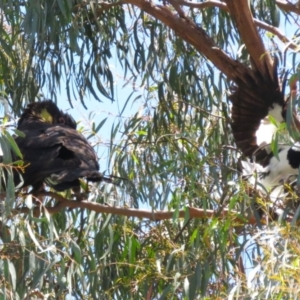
{"left": 276, "top": 0, "right": 300, "bottom": 14}
{"left": 223, "top": 0, "right": 273, "bottom": 76}
{"left": 176, "top": 0, "right": 227, "bottom": 10}
{"left": 82, "top": 0, "right": 298, "bottom": 81}
{"left": 176, "top": 0, "right": 299, "bottom": 51}
{"left": 15, "top": 191, "right": 257, "bottom": 226}
{"left": 254, "top": 19, "right": 299, "bottom": 51}
{"left": 121, "top": 0, "right": 250, "bottom": 81}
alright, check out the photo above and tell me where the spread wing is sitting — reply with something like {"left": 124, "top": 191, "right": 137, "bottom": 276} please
{"left": 15, "top": 124, "right": 107, "bottom": 191}
{"left": 229, "top": 62, "right": 286, "bottom": 167}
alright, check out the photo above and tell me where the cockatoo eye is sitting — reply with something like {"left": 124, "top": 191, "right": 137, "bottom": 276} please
{"left": 59, "top": 117, "right": 65, "bottom": 124}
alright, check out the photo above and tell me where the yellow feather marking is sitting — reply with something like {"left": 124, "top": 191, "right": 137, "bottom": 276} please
{"left": 40, "top": 109, "right": 53, "bottom": 123}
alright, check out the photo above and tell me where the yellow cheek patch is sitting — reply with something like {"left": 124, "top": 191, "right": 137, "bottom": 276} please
{"left": 40, "top": 109, "right": 53, "bottom": 123}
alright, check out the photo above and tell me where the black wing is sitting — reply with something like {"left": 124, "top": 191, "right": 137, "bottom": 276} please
{"left": 229, "top": 62, "right": 286, "bottom": 166}
{"left": 15, "top": 123, "right": 108, "bottom": 191}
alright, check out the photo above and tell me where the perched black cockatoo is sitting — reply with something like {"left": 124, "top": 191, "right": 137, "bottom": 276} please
{"left": 14, "top": 100, "right": 112, "bottom": 197}
{"left": 229, "top": 60, "right": 300, "bottom": 215}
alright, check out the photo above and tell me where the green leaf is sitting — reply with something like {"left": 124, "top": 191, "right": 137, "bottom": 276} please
{"left": 71, "top": 241, "right": 82, "bottom": 264}
{"left": 4, "top": 131, "right": 22, "bottom": 159}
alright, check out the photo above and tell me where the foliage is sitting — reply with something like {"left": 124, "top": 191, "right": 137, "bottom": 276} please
{"left": 0, "top": 0, "right": 300, "bottom": 299}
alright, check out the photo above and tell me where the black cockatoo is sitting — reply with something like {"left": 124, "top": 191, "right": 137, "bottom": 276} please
{"left": 13, "top": 100, "right": 112, "bottom": 197}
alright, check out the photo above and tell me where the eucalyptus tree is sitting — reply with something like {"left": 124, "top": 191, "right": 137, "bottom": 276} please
{"left": 0, "top": 1, "right": 300, "bottom": 299}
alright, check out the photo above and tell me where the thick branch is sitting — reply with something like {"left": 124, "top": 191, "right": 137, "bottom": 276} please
{"left": 85, "top": 0, "right": 298, "bottom": 80}
{"left": 81, "top": 0, "right": 299, "bottom": 80}
{"left": 121, "top": 0, "right": 249, "bottom": 81}
{"left": 224, "top": 0, "right": 273, "bottom": 76}
{"left": 176, "top": 0, "right": 299, "bottom": 51}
